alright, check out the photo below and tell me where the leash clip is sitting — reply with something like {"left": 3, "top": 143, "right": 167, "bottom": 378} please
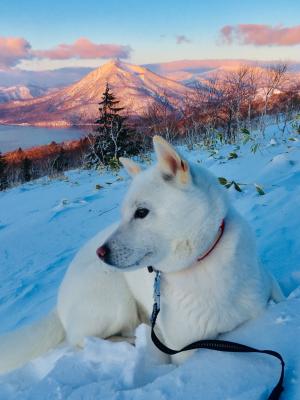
{"left": 150, "top": 270, "right": 161, "bottom": 326}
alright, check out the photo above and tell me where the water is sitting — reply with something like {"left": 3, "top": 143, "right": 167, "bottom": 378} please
{"left": 0, "top": 125, "right": 87, "bottom": 153}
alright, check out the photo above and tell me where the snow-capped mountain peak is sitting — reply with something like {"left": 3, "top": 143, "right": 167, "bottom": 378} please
{"left": 0, "top": 60, "right": 191, "bottom": 126}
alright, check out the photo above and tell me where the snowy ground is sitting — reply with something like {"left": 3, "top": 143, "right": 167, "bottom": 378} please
{"left": 1, "top": 124, "right": 300, "bottom": 399}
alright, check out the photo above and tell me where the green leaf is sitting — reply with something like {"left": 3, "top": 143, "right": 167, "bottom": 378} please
{"left": 228, "top": 152, "right": 238, "bottom": 160}
{"left": 225, "top": 182, "right": 233, "bottom": 189}
{"left": 216, "top": 133, "right": 223, "bottom": 142}
{"left": 233, "top": 181, "right": 242, "bottom": 192}
{"left": 288, "top": 137, "right": 296, "bottom": 141}
{"left": 241, "top": 128, "right": 250, "bottom": 135}
{"left": 218, "top": 177, "right": 228, "bottom": 185}
{"left": 241, "top": 128, "right": 253, "bottom": 144}
{"left": 251, "top": 143, "right": 259, "bottom": 154}
{"left": 95, "top": 184, "right": 104, "bottom": 190}
{"left": 255, "top": 184, "right": 265, "bottom": 196}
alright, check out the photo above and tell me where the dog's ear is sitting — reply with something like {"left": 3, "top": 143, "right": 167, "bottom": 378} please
{"left": 119, "top": 157, "right": 141, "bottom": 177}
{"left": 153, "top": 136, "right": 191, "bottom": 185}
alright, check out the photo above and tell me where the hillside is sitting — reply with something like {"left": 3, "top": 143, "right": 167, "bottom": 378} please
{"left": 0, "top": 85, "right": 47, "bottom": 104}
{"left": 0, "top": 124, "right": 300, "bottom": 399}
{"left": 0, "top": 67, "right": 92, "bottom": 88}
{"left": 146, "top": 59, "right": 300, "bottom": 85}
{"left": 0, "top": 60, "right": 191, "bottom": 127}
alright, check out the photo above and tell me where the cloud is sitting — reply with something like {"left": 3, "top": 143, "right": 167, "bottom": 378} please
{"left": 0, "top": 37, "right": 32, "bottom": 69}
{"left": 176, "top": 35, "right": 191, "bottom": 45}
{"left": 0, "top": 36, "right": 132, "bottom": 70}
{"left": 34, "top": 38, "right": 131, "bottom": 60}
{"left": 220, "top": 24, "right": 300, "bottom": 46}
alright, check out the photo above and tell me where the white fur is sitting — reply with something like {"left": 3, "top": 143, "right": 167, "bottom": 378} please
{"left": 0, "top": 310, "right": 64, "bottom": 374}
{"left": 57, "top": 223, "right": 139, "bottom": 346}
{"left": 0, "top": 137, "right": 284, "bottom": 373}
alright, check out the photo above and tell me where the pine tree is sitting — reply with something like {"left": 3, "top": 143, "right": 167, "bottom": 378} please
{"left": 86, "top": 83, "right": 141, "bottom": 168}
{"left": 0, "top": 152, "right": 8, "bottom": 190}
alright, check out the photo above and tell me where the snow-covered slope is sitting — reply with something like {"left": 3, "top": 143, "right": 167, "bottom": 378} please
{"left": 0, "top": 85, "right": 47, "bottom": 104}
{"left": 0, "top": 67, "right": 92, "bottom": 89}
{"left": 146, "top": 59, "right": 300, "bottom": 87}
{"left": 1, "top": 124, "right": 300, "bottom": 399}
{"left": 0, "top": 60, "right": 191, "bottom": 126}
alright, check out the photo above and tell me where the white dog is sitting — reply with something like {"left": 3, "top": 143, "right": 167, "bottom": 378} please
{"left": 0, "top": 136, "right": 284, "bottom": 373}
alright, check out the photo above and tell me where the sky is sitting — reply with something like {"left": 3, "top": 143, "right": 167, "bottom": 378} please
{"left": 1, "top": 0, "right": 300, "bottom": 71}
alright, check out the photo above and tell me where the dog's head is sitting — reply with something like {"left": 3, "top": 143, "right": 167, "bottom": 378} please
{"left": 97, "top": 136, "right": 229, "bottom": 273}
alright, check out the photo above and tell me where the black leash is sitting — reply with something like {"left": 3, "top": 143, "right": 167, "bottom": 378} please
{"left": 148, "top": 268, "right": 285, "bottom": 400}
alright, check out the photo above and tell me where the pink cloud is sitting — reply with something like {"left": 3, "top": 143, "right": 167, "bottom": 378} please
{"left": 0, "top": 37, "right": 32, "bottom": 69}
{"left": 34, "top": 38, "right": 131, "bottom": 60}
{"left": 176, "top": 35, "right": 191, "bottom": 45}
{"left": 220, "top": 24, "right": 300, "bottom": 46}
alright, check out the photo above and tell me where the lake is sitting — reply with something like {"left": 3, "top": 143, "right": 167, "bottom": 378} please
{"left": 0, "top": 125, "right": 88, "bottom": 153}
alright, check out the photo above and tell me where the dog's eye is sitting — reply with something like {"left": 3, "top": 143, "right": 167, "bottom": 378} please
{"left": 134, "top": 208, "right": 149, "bottom": 219}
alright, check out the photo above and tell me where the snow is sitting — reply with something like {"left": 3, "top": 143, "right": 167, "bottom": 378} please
{"left": 1, "top": 123, "right": 300, "bottom": 399}
{"left": 0, "top": 85, "right": 46, "bottom": 103}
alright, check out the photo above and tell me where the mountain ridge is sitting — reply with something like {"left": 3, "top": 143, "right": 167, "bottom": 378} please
{"left": 0, "top": 60, "right": 191, "bottom": 126}
{"left": 0, "top": 85, "right": 48, "bottom": 104}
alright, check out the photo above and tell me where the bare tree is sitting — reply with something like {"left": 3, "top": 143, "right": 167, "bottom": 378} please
{"left": 141, "top": 94, "right": 182, "bottom": 142}
{"left": 273, "top": 78, "right": 300, "bottom": 135}
{"left": 182, "top": 76, "right": 225, "bottom": 145}
{"left": 259, "top": 63, "right": 288, "bottom": 133}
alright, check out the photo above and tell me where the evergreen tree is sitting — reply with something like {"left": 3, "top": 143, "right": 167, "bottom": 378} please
{"left": 86, "top": 83, "right": 141, "bottom": 168}
{"left": 21, "top": 157, "right": 32, "bottom": 182}
{"left": 0, "top": 152, "right": 8, "bottom": 190}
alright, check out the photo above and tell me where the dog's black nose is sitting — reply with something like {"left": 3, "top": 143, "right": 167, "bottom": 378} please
{"left": 96, "top": 244, "right": 110, "bottom": 261}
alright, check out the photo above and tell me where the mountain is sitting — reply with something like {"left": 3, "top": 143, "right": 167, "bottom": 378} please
{"left": 145, "top": 59, "right": 300, "bottom": 85}
{"left": 144, "top": 59, "right": 256, "bottom": 82}
{"left": 0, "top": 67, "right": 93, "bottom": 88}
{"left": 0, "top": 85, "right": 48, "bottom": 104}
{"left": 0, "top": 60, "right": 191, "bottom": 126}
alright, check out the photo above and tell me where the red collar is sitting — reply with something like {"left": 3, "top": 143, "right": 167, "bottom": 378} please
{"left": 147, "top": 219, "right": 225, "bottom": 274}
{"left": 197, "top": 219, "right": 225, "bottom": 262}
